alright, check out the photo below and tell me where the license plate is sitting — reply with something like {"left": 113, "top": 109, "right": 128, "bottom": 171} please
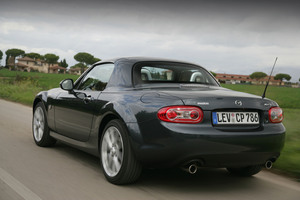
{"left": 212, "top": 112, "right": 259, "bottom": 125}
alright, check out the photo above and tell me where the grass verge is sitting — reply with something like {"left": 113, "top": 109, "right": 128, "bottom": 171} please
{"left": 0, "top": 80, "right": 42, "bottom": 105}
{"left": 273, "top": 108, "right": 300, "bottom": 179}
{"left": 0, "top": 69, "right": 79, "bottom": 90}
{"left": 0, "top": 69, "right": 79, "bottom": 105}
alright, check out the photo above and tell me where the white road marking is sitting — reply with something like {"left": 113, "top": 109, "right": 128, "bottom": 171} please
{"left": 0, "top": 167, "right": 42, "bottom": 200}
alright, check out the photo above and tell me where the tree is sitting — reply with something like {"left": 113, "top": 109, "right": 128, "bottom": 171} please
{"left": 70, "top": 63, "right": 87, "bottom": 74}
{"left": 250, "top": 72, "right": 267, "bottom": 80}
{"left": 274, "top": 73, "right": 291, "bottom": 85}
{"left": 0, "top": 50, "right": 3, "bottom": 66}
{"left": 5, "top": 48, "right": 25, "bottom": 68}
{"left": 93, "top": 57, "right": 101, "bottom": 64}
{"left": 44, "top": 53, "right": 59, "bottom": 73}
{"left": 210, "top": 71, "right": 216, "bottom": 77}
{"left": 74, "top": 52, "right": 94, "bottom": 65}
{"left": 74, "top": 52, "right": 101, "bottom": 73}
{"left": 39, "top": 55, "right": 45, "bottom": 61}
{"left": 70, "top": 63, "right": 87, "bottom": 69}
{"left": 24, "top": 52, "right": 41, "bottom": 60}
{"left": 59, "top": 59, "right": 68, "bottom": 68}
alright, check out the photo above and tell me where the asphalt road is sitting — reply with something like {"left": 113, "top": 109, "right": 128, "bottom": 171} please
{"left": 1, "top": 99, "right": 300, "bottom": 200}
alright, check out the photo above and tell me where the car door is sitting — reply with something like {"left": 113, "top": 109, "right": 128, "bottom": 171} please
{"left": 54, "top": 63, "right": 115, "bottom": 141}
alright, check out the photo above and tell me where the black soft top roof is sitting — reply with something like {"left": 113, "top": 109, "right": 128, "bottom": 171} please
{"left": 95, "top": 57, "right": 200, "bottom": 66}
{"left": 90, "top": 57, "right": 209, "bottom": 89}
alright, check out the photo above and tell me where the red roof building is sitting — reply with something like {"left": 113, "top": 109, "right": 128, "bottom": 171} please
{"left": 49, "top": 65, "right": 66, "bottom": 74}
{"left": 215, "top": 73, "right": 283, "bottom": 86}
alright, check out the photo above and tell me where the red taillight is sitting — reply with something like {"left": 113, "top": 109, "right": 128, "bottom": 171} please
{"left": 268, "top": 107, "right": 283, "bottom": 123}
{"left": 157, "top": 106, "right": 204, "bottom": 123}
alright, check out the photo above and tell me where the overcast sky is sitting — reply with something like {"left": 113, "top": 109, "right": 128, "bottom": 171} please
{"left": 1, "top": 0, "right": 299, "bottom": 81}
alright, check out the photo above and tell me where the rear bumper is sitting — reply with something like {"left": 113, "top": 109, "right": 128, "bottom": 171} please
{"left": 128, "top": 120, "right": 286, "bottom": 168}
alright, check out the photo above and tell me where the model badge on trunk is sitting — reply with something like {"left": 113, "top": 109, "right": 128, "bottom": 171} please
{"left": 197, "top": 102, "right": 209, "bottom": 105}
{"left": 235, "top": 100, "right": 242, "bottom": 106}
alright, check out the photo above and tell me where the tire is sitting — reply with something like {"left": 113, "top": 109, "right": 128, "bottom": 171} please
{"left": 32, "top": 102, "right": 56, "bottom": 147}
{"left": 100, "top": 119, "right": 142, "bottom": 185}
{"left": 227, "top": 165, "right": 262, "bottom": 177}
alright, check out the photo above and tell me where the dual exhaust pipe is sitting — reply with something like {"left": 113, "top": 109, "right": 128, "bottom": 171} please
{"left": 182, "top": 160, "right": 202, "bottom": 174}
{"left": 186, "top": 164, "right": 198, "bottom": 174}
{"left": 265, "top": 160, "right": 273, "bottom": 169}
{"left": 182, "top": 159, "right": 273, "bottom": 174}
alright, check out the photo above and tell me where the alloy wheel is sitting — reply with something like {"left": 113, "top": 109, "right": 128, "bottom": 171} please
{"left": 101, "top": 126, "right": 124, "bottom": 177}
{"left": 33, "top": 107, "right": 45, "bottom": 142}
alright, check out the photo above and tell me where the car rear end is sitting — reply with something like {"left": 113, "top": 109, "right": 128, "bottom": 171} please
{"left": 130, "top": 60, "right": 285, "bottom": 170}
{"left": 134, "top": 89, "right": 285, "bottom": 169}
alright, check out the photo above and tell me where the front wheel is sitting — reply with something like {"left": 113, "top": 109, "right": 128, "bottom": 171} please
{"left": 227, "top": 165, "right": 262, "bottom": 176}
{"left": 100, "top": 119, "right": 142, "bottom": 185}
{"left": 32, "top": 102, "right": 56, "bottom": 147}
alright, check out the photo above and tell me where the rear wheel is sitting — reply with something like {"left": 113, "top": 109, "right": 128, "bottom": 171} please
{"left": 32, "top": 102, "right": 56, "bottom": 147}
{"left": 227, "top": 165, "right": 262, "bottom": 176}
{"left": 100, "top": 119, "right": 142, "bottom": 185}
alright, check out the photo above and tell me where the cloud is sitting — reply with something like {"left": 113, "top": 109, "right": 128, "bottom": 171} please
{"left": 0, "top": 21, "right": 36, "bottom": 34}
{"left": 0, "top": 0, "right": 300, "bottom": 81}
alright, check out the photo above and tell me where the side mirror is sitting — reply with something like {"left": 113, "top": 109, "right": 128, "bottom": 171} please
{"left": 60, "top": 79, "right": 74, "bottom": 91}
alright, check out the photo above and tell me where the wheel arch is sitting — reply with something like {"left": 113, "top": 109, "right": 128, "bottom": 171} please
{"left": 95, "top": 101, "right": 141, "bottom": 155}
{"left": 33, "top": 98, "right": 42, "bottom": 112}
{"left": 33, "top": 92, "right": 48, "bottom": 113}
{"left": 97, "top": 113, "right": 122, "bottom": 152}
{"left": 97, "top": 101, "right": 138, "bottom": 139}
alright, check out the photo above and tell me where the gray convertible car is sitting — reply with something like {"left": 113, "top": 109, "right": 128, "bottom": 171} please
{"left": 32, "top": 57, "right": 285, "bottom": 184}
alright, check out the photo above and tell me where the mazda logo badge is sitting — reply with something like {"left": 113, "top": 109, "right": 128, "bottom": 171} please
{"left": 235, "top": 100, "right": 242, "bottom": 106}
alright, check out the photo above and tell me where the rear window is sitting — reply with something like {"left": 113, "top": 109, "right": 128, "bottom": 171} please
{"left": 133, "top": 62, "right": 218, "bottom": 86}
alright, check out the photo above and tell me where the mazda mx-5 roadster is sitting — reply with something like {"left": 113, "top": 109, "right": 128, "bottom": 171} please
{"left": 32, "top": 57, "right": 285, "bottom": 184}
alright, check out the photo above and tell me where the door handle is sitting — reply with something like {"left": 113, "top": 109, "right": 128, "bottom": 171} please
{"left": 83, "top": 95, "right": 93, "bottom": 104}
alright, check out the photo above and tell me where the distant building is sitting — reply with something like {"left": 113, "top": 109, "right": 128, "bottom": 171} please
{"left": 49, "top": 65, "right": 67, "bottom": 74}
{"left": 8, "top": 56, "right": 66, "bottom": 74}
{"left": 68, "top": 67, "right": 82, "bottom": 75}
{"left": 215, "top": 73, "right": 283, "bottom": 86}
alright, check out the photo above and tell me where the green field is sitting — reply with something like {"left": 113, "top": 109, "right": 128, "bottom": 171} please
{"left": 226, "top": 84, "right": 300, "bottom": 178}
{"left": 0, "top": 68, "right": 80, "bottom": 89}
{"left": 0, "top": 69, "right": 299, "bottom": 179}
{"left": 223, "top": 84, "right": 300, "bottom": 109}
{"left": 274, "top": 108, "right": 300, "bottom": 177}
{"left": 0, "top": 69, "right": 79, "bottom": 105}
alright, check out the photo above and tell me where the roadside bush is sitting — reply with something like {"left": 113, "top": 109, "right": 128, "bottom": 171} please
{"left": 14, "top": 74, "right": 39, "bottom": 87}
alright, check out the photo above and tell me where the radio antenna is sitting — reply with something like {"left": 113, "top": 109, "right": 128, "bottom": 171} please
{"left": 262, "top": 57, "right": 278, "bottom": 99}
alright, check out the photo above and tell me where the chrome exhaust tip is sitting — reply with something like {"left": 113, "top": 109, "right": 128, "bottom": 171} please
{"left": 188, "top": 164, "right": 198, "bottom": 174}
{"left": 265, "top": 160, "right": 273, "bottom": 169}
{"left": 181, "top": 160, "right": 202, "bottom": 174}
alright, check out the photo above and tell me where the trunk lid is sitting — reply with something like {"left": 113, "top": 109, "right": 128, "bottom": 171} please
{"left": 157, "top": 86, "right": 277, "bottom": 111}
